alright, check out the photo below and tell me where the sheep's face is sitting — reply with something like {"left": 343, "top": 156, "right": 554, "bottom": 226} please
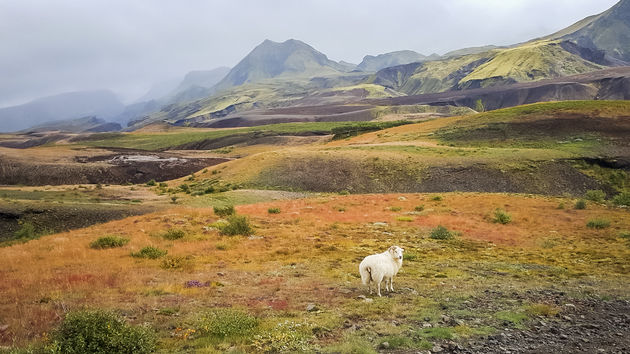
{"left": 389, "top": 246, "right": 404, "bottom": 261}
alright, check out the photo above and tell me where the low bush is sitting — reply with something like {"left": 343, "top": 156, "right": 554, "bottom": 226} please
{"left": 145, "top": 179, "right": 156, "bottom": 186}
{"left": 396, "top": 216, "right": 414, "bottom": 222}
{"left": 90, "top": 236, "right": 129, "bottom": 249}
{"left": 430, "top": 225, "right": 454, "bottom": 240}
{"left": 160, "top": 256, "right": 189, "bottom": 270}
{"left": 414, "top": 205, "right": 425, "bottom": 212}
{"left": 14, "top": 222, "right": 37, "bottom": 240}
{"left": 574, "top": 199, "right": 587, "bottom": 210}
{"left": 196, "top": 308, "right": 258, "bottom": 339}
{"left": 492, "top": 209, "right": 512, "bottom": 224}
{"left": 403, "top": 252, "right": 418, "bottom": 261}
{"left": 268, "top": 207, "right": 281, "bottom": 214}
{"left": 48, "top": 309, "right": 156, "bottom": 353}
{"left": 620, "top": 231, "right": 630, "bottom": 239}
{"left": 586, "top": 218, "right": 611, "bottom": 229}
{"left": 431, "top": 196, "right": 443, "bottom": 201}
{"left": 160, "top": 229, "right": 186, "bottom": 240}
{"left": 252, "top": 321, "right": 312, "bottom": 353}
{"left": 584, "top": 189, "right": 606, "bottom": 203}
{"left": 389, "top": 206, "right": 402, "bottom": 212}
{"left": 131, "top": 246, "right": 167, "bottom": 259}
{"left": 213, "top": 205, "right": 235, "bottom": 217}
{"left": 218, "top": 215, "right": 254, "bottom": 236}
{"left": 613, "top": 192, "right": 630, "bottom": 206}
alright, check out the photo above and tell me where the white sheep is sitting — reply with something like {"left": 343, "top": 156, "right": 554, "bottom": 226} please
{"left": 359, "top": 246, "right": 404, "bottom": 297}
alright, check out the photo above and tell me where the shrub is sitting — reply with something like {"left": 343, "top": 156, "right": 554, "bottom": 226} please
{"left": 430, "top": 225, "right": 453, "bottom": 240}
{"left": 414, "top": 205, "right": 425, "bottom": 212}
{"left": 584, "top": 189, "right": 606, "bottom": 203}
{"left": 196, "top": 308, "right": 258, "bottom": 339}
{"left": 213, "top": 205, "right": 235, "bottom": 217}
{"left": 14, "top": 222, "right": 37, "bottom": 240}
{"left": 146, "top": 179, "right": 156, "bottom": 186}
{"left": 620, "top": 231, "right": 630, "bottom": 239}
{"left": 268, "top": 207, "right": 281, "bottom": 214}
{"left": 170, "top": 196, "right": 178, "bottom": 204}
{"left": 586, "top": 218, "right": 611, "bottom": 229}
{"left": 613, "top": 192, "right": 630, "bottom": 206}
{"left": 574, "top": 199, "right": 587, "bottom": 210}
{"left": 218, "top": 215, "right": 254, "bottom": 236}
{"left": 160, "top": 229, "right": 185, "bottom": 240}
{"left": 160, "top": 256, "right": 188, "bottom": 270}
{"left": 557, "top": 203, "right": 565, "bottom": 210}
{"left": 526, "top": 303, "right": 559, "bottom": 317}
{"left": 49, "top": 309, "right": 156, "bottom": 353}
{"left": 90, "top": 236, "right": 129, "bottom": 249}
{"left": 432, "top": 196, "right": 443, "bottom": 201}
{"left": 396, "top": 216, "right": 414, "bottom": 222}
{"left": 389, "top": 206, "right": 402, "bottom": 212}
{"left": 492, "top": 209, "right": 512, "bottom": 224}
{"left": 131, "top": 246, "right": 167, "bottom": 259}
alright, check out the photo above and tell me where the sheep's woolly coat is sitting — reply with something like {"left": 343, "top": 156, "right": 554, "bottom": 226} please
{"left": 359, "top": 246, "right": 404, "bottom": 297}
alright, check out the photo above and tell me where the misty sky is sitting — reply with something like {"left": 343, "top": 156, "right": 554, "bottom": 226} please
{"left": 0, "top": 0, "right": 619, "bottom": 107}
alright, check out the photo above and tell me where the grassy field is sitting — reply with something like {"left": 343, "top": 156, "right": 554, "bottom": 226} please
{"left": 80, "top": 121, "right": 406, "bottom": 150}
{"left": 1, "top": 192, "right": 628, "bottom": 352}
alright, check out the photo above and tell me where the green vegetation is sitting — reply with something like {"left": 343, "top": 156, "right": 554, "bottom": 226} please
{"left": 396, "top": 216, "right": 414, "bottom": 222}
{"left": 82, "top": 121, "right": 411, "bottom": 150}
{"left": 49, "top": 309, "right": 156, "bottom": 354}
{"left": 267, "top": 207, "right": 281, "bottom": 214}
{"left": 195, "top": 308, "right": 258, "bottom": 339}
{"left": 585, "top": 189, "right": 606, "bottom": 203}
{"left": 218, "top": 215, "right": 254, "bottom": 236}
{"left": 160, "top": 256, "right": 189, "bottom": 270}
{"left": 619, "top": 231, "right": 630, "bottom": 239}
{"left": 414, "top": 205, "right": 425, "bottom": 212}
{"left": 252, "top": 321, "right": 312, "bottom": 353}
{"left": 13, "top": 222, "right": 37, "bottom": 240}
{"left": 495, "top": 310, "right": 528, "bottom": 328}
{"left": 131, "top": 246, "right": 168, "bottom": 259}
{"left": 90, "top": 236, "right": 130, "bottom": 249}
{"left": 403, "top": 252, "right": 419, "bottom": 261}
{"left": 587, "top": 218, "right": 611, "bottom": 229}
{"left": 430, "top": 225, "right": 454, "bottom": 240}
{"left": 389, "top": 206, "right": 403, "bottom": 212}
{"left": 146, "top": 179, "right": 156, "bottom": 186}
{"left": 331, "top": 121, "right": 411, "bottom": 140}
{"left": 159, "top": 229, "right": 186, "bottom": 240}
{"left": 492, "top": 208, "right": 512, "bottom": 224}
{"left": 214, "top": 205, "right": 235, "bottom": 217}
{"left": 613, "top": 192, "right": 630, "bottom": 206}
{"left": 574, "top": 199, "right": 587, "bottom": 210}
{"left": 432, "top": 196, "right": 443, "bottom": 201}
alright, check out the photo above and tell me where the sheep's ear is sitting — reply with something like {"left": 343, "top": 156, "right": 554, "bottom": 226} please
{"left": 388, "top": 246, "right": 397, "bottom": 254}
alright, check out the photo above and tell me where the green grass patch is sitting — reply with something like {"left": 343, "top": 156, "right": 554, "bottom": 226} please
{"left": 403, "top": 252, "right": 419, "bottom": 261}
{"left": 620, "top": 231, "right": 630, "bottom": 239}
{"left": 160, "top": 256, "right": 190, "bottom": 270}
{"left": 131, "top": 246, "right": 167, "bottom": 259}
{"left": 586, "top": 218, "right": 611, "bottom": 229}
{"left": 396, "top": 216, "right": 414, "bottom": 222}
{"left": 414, "top": 205, "right": 425, "bottom": 212}
{"left": 159, "top": 229, "right": 186, "bottom": 240}
{"left": 267, "top": 207, "right": 281, "bottom": 214}
{"left": 213, "top": 205, "right": 235, "bottom": 217}
{"left": 49, "top": 309, "right": 156, "bottom": 353}
{"left": 195, "top": 308, "right": 258, "bottom": 340}
{"left": 431, "top": 196, "right": 443, "bottom": 201}
{"left": 492, "top": 208, "right": 512, "bottom": 224}
{"left": 388, "top": 206, "right": 403, "bottom": 212}
{"left": 90, "top": 235, "right": 129, "bottom": 249}
{"left": 584, "top": 189, "right": 606, "bottom": 202}
{"left": 218, "top": 215, "right": 254, "bottom": 236}
{"left": 574, "top": 199, "right": 587, "bottom": 210}
{"left": 419, "top": 327, "right": 454, "bottom": 340}
{"left": 430, "top": 225, "right": 454, "bottom": 240}
{"left": 613, "top": 192, "right": 630, "bottom": 206}
{"left": 495, "top": 310, "right": 528, "bottom": 328}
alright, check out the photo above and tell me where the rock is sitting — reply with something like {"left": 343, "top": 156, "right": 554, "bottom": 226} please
{"left": 357, "top": 295, "right": 367, "bottom": 300}
{"left": 373, "top": 222, "right": 388, "bottom": 227}
{"left": 0, "top": 325, "right": 8, "bottom": 332}
{"left": 364, "top": 298, "right": 374, "bottom": 303}
{"left": 398, "top": 196, "right": 407, "bottom": 201}
{"left": 431, "top": 344, "right": 443, "bottom": 352}
{"left": 423, "top": 322, "right": 433, "bottom": 328}
{"left": 565, "top": 303, "right": 576, "bottom": 309}
{"left": 306, "top": 303, "right": 319, "bottom": 312}
{"left": 217, "top": 272, "right": 225, "bottom": 276}
{"left": 441, "top": 315, "right": 451, "bottom": 323}
{"left": 379, "top": 341, "right": 390, "bottom": 349}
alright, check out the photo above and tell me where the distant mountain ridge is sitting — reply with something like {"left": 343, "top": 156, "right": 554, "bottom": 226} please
{"left": 0, "top": 90, "right": 124, "bottom": 132}
{"left": 23, "top": 116, "right": 121, "bottom": 133}
{"left": 357, "top": 50, "right": 439, "bottom": 72}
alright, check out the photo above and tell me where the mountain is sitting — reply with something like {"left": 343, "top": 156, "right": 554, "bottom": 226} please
{"left": 545, "top": 0, "right": 630, "bottom": 64}
{"left": 22, "top": 116, "right": 121, "bottom": 133}
{"left": 356, "top": 50, "right": 437, "bottom": 72}
{"left": 174, "top": 67, "right": 231, "bottom": 93}
{"left": 442, "top": 45, "right": 501, "bottom": 58}
{"left": 0, "top": 90, "right": 124, "bottom": 132}
{"left": 213, "top": 39, "right": 350, "bottom": 91}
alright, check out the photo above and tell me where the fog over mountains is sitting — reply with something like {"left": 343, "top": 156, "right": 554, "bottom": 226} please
{"left": 0, "top": 0, "right": 627, "bottom": 132}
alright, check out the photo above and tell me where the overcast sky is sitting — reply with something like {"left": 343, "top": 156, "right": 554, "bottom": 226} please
{"left": 0, "top": 0, "right": 619, "bottom": 107}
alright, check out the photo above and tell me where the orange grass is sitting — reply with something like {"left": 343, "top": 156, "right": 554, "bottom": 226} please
{"left": 1, "top": 193, "right": 629, "bottom": 348}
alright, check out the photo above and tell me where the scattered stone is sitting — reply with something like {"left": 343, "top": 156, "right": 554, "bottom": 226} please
{"left": 423, "top": 322, "right": 433, "bottom": 328}
{"left": 431, "top": 344, "right": 443, "bottom": 352}
{"left": 306, "top": 303, "right": 319, "bottom": 312}
{"left": 379, "top": 342, "right": 390, "bottom": 349}
{"left": 217, "top": 272, "right": 225, "bottom": 277}
{"left": 364, "top": 298, "right": 374, "bottom": 303}
{"left": 372, "top": 222, "right": 388, "bottom": 227}
{"left": 398, "top": 196, "right": 407, "bottom": 201}
{"left": 0, "top": 325, "right": 8, "bottom": 332}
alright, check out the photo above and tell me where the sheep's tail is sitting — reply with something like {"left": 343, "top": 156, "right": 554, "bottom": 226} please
{"left": 360, "top": 264, "right": 372, "bottom": 285}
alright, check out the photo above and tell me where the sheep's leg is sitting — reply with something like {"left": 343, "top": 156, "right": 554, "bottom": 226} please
{"left": 390, "top": 277, "right": 394, "bottom": 292}
{"left": 377, "top": 281, "right": 382, "bottom": 297}
{"left": 368, "top": 280, "right": 372, "bottom": 295}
